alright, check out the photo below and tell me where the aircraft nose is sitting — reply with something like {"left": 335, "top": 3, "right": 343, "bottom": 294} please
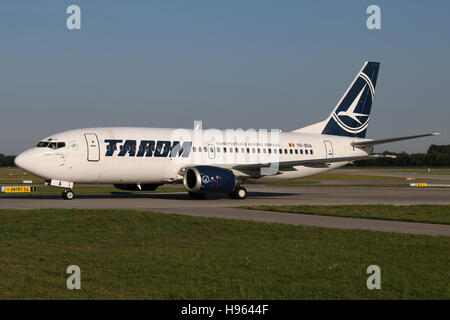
{"left": 14, "top": 150, "right": 34, "bottom": 172}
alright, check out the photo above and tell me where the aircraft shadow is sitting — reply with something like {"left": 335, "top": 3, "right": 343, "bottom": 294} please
{"left": 0, "top": 191, "right": 297, "bottom": 200}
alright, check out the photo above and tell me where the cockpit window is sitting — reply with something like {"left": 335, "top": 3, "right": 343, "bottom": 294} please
{"left": 37, "top": 142, "right": 49, "bottom": 147}
{"left": 36, "top": 141, "right": 66, "bottom": 149}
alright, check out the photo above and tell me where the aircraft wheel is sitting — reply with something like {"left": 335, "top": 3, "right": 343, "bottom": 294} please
{"left": 188, "top": 192, "right": 206, "bottom": 199}
{"left": 229, "top": 186, "right": 247, "bottom": 199}
{"left": 62, "top": 189, "right": 75, "bottom": 200}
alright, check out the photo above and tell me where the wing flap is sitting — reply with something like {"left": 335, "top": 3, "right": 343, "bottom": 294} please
{"left": 233, "top": 154, "right": 392, "bottom": 171}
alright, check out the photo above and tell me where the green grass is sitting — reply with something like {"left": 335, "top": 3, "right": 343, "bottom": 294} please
{"left": 303, "top": 173, "right": 404, "bottom": 181}
{"left": 0, "top": 209, "right": 449, "bottom": 299}
{"left": 0, "top": 185, "right": 184, "bottom": 197}
{"left": 0, "top": 167, "right": 44, "bottom": 184}
{"left": 0, "top": 168, "right": 184, "bottom": 196}
{"left": 264, "top": 172, "right": 416, "bottom": 188}
{"left": 342, "top": 167, "right": 450, "bottom": 174}
{"left": 265, "top": 181, "right": 408, "bottom": 188}
{"left": 242, "top": 205, "right": 450, "bottom": 225}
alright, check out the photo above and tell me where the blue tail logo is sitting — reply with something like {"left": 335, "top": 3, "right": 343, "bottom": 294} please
{"left": 322, "top": 62, "right": 380, "bottom": 138}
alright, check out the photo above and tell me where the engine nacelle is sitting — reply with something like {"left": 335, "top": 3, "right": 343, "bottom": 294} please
{"left": 183, "top": 166, "right": 239, "bottom": 194}
{"left": 113, "top": 184, "right": 161, "bottom": 191}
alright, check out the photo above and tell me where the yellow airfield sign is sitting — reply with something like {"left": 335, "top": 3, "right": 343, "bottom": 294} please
{"left": 1, "top": 186, "right": 37, "bottom": 193}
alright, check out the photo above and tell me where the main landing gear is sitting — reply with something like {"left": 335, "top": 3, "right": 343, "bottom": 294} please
{"left": 62, "top": 189, "right": 75, "bottom": 200}
{"left": 229, "top": 186, "right": 247, "bottom": 199}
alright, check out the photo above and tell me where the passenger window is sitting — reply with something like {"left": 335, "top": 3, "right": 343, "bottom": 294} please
{"left": 284, "top": 149, "right": 288, "bottom": 154}
{"left": 300, "top": 149, "right": 303, "bottom": 154}
{"left": 210, "top": 147, "right": 214, "bottom": 152}
{"left": 279, "top": 148, "right": 282, "bottom": 153}
{"left": 246, "top": 148, "right": 250, "bottom": 153}
{"left": 223, "top": 148, "right": 227, "bottom": 153}
{"left": 229, "top": 148, "right": 233, "bottom": 153}
{"left": 305, "top": 149, "right": 308, "bottom": 154}
{"left": 204, "top": 147, "right": 207, "bottom": 152}
{"left": 289, "top": 149, "right": 293, "bottom": 154}
{"left": 295, "top": 149, "right": 298, "bottom": 154}
{"left": 235, "top": 148, "right": 238, "bottom": 153}
{"left": 241, "top": 148, "right": 245, "bottom": 153}
{"left": 216, "top": 147, "right": 220, "bottom": 153}
{"left": 310, "top": 149, "right": 314, "bottom": 155}
{"left": 193, "top": 147, "right": 196, "bottom": 152}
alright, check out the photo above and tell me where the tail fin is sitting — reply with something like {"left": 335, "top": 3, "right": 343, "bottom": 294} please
{"left": 293, "top": 61, "right": 380, "bottom": 138}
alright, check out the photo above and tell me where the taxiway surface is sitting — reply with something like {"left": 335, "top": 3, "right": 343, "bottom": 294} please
{"left": 1, "top": 185, "right": 449, "bottom": 236}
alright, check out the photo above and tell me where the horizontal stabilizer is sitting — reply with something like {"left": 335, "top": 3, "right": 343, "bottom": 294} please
{"left": 352, "top": 133, "right": 440, "bottom": 147}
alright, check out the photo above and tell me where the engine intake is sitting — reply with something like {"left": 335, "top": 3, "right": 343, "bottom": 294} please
{"left": 183, "top": 166, "right": 238, "bottom": 194}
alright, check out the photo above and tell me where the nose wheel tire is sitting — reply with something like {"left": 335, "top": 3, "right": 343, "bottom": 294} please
{"left": 229, "top": 186, "right": 247, "bottom": 199}
{"left": 62, "top": 189, "right": 74, "bottom": 200}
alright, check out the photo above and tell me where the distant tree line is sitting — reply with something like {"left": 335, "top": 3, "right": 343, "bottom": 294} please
{"left": 0, "top": 154, "right": 15, "bottom": 167}
{"left": 352, "top": 144, "right": 450, "bottom": 167}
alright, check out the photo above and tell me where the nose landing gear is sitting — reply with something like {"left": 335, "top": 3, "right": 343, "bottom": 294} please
{"left": 62, "top": 189, "right": 75, "bottom": 200}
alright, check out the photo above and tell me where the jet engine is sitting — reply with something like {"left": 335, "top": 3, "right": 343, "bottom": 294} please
{"left": 183, "top": 166, "right": 239, "bottom": 194}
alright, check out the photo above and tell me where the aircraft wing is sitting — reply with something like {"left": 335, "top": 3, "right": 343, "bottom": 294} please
{"left": 233, "top": 154, "right": 394, "bottom": 171}
{"left": 351, "top": 133, "right": 439, "bottom": 147}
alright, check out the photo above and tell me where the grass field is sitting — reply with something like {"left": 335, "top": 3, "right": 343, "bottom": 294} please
{"left": 341, "top": 166, "right": 450, "bottom": 174}
{"left": 264, "top": 172, "right": 412, "bottom": 188}
{"left": 0, "top": 168, "right": 184, "bottom": 196}
{"left": 0, "top": 167, "right": 44, "bottom": 184}
{"left": 0, "top": 209, "right": 448, "bottom": 299}
{"left": 242, "top": 205, "right": 450, "bottom": 225}
{"left": 0, "top": 185, "right": 185, "bottom": 197}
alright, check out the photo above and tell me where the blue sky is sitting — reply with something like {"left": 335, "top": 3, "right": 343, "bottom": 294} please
{"left": 1, "top": 1, "right": 449, "bottom": 154}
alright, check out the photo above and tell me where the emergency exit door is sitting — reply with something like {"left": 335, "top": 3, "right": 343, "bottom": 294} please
{"left": 84, "top": 133, "right": 100, "bottom": 162}
{"left": 207, "top": 144, "right": 216, "bottom": 159}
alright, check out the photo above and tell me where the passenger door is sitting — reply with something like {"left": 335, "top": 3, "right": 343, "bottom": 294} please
{"left": 84, "top": 133, "right": 100, "bottom": 162}
{"left": 324, "top": 140, "right": 334, "bottom": 158}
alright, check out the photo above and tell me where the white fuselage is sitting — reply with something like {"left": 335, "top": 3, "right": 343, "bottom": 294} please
{"left": 14, "top": 127, "right": 372, "bottom": 185}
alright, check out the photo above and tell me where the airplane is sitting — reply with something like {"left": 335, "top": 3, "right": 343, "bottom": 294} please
{"left": 14, "top": 61, "right": 439, "bottom": 200}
